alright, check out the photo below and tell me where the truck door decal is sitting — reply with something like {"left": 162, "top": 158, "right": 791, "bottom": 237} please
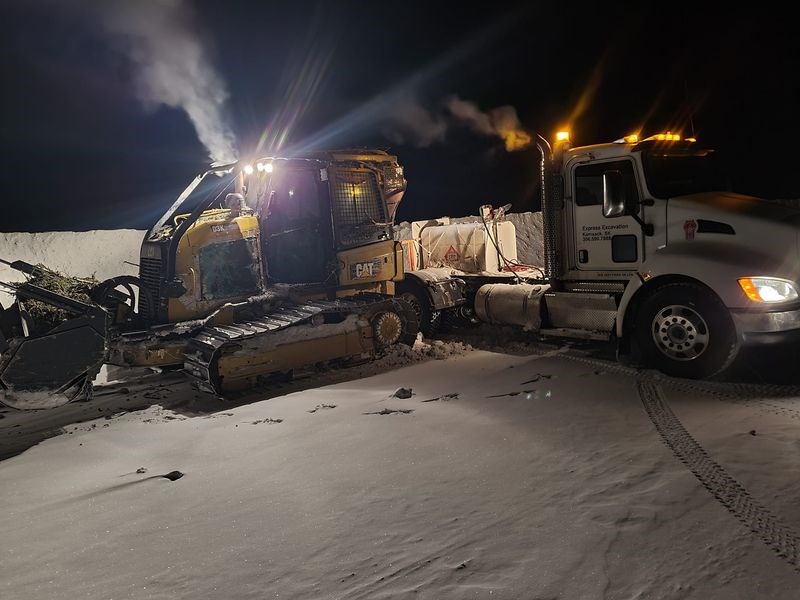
{"left": 571, "top": 159, "right": 642, "bottom": 272}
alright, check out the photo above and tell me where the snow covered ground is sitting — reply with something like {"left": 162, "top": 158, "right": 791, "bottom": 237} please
{"left": 3, "top": 224, "right": 800, "bottom": 599}
{"left": 3, "top": 334, "right": 800, "bottom": 599}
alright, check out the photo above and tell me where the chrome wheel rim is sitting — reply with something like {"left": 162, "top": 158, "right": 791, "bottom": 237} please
{"left": 651, "top": 304, "right": 710, "bottom": 361}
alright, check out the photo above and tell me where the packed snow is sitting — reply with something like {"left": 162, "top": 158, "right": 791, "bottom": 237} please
{"left": 3, "top": 225, "right": 800, "bottom": 599}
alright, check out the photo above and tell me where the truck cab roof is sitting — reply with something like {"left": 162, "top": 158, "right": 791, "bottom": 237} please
{"left": 564, "top": 139, "right": 712, "bottom": 163}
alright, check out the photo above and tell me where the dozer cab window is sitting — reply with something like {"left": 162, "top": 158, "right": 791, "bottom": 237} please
{"left": 262, "top": 168, "right": 330, "bottom": 284}
{"left": 199, "top": 239, "right": 261, "bottom": 300}
{"left": 329, "top": 169, "right": 390, "bottom": 250}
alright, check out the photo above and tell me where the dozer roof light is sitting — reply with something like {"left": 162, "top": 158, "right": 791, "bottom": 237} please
{"left": 555, "top": 130, "right": 570, "bottom": 142}
{"left": 243, "top": 164, "right": 254, "bottom": 175}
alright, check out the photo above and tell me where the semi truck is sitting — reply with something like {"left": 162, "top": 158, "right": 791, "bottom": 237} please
{"left": 400, "top": 131, "right": 800, "bottom": 380}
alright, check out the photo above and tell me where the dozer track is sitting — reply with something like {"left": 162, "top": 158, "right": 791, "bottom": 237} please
{"left": 183, "top": 295, "right": 418, "bottom": 394}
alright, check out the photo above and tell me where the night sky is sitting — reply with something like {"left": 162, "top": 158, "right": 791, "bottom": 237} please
{"left": 1, "top": 1, "right": 797, "bottom": 232}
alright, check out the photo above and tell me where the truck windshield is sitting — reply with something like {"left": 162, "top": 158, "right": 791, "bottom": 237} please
{"left": 640, "top": 146, "right": 730, "bottom": 199}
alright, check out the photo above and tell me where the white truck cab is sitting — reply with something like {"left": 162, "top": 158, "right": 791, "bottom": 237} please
{"left": 553, "top": 132, "right": 800, "bottom": 377}
{"left": 403, "top": 131, "right": 800, "bottom": 380}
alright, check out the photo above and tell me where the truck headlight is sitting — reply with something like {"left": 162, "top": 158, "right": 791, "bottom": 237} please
{"left": 738, "top": 277, "right": 799, "bottom": 303}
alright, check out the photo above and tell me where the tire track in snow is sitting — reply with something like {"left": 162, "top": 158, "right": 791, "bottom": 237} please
{"left": 637, "top": 380, "right": 800, "bottom": 572}
{"left": 468, "top": 338, "right": 800, "bottom": 571}
{"left": 524, "top": 342, "right": 800, "bottom": 420}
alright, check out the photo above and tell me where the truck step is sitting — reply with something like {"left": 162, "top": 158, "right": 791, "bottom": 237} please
{"left": 544, "top": 292, "right": 617, "bottom": 333}
{"left": 538, "top": 327, "right": 611, "bottom": 341}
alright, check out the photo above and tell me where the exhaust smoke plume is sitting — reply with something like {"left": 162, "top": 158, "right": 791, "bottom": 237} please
{"left": 384, "top": 94, "right": 531, "bottom": 151}
{"left": 446, "top": 96, "right": 531, "bottom": 151}
{"left": 96, "top": 0, "right": 238, "bottom": 163}
{"left": 382, "top": 94, "right": 448, "bottom": 148}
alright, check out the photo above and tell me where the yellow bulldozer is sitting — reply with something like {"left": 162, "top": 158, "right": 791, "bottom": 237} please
{"left": 0, "top": 150, "right": 420, "bottom": 409}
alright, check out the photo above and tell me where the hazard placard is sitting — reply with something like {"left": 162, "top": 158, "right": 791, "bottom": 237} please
{"left": 444, "top": 245, "right": 460, "bottom": 263}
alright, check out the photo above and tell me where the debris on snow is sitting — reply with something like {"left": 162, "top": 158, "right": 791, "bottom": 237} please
{"left": 363, "top": 408, "right": 414, "bottom": 415}
{"left": 422, "top": 392, "right": 459, "bottom": 403}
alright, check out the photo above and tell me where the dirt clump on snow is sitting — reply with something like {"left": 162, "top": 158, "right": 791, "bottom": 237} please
{"left": 377, "top": 335, "right": 473, "bottom": 368}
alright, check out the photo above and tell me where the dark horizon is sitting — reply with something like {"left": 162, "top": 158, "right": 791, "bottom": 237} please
{"left": 1, "top": 1, "right": 797, "bottom": 232}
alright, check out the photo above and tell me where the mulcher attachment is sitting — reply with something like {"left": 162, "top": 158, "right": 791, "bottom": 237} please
{"left": 0, "top": 281, "right": 109, "bottom": 410}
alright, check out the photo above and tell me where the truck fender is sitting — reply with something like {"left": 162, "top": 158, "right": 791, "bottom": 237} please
{"left": 615, "top": 274, "right": 644, "bottom": 338}
{"left": 401, "top": 269, "right": 466, "bottom": 310}
{"left": 616, "top": 273, "right": 726, "bottom": 339}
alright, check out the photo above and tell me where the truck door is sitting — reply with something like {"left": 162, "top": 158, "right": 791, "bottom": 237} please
{"left": 570, "top": 159, "right": 642, "bottom": 273}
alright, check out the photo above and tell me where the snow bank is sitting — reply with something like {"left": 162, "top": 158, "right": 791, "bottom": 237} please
{"left": 0, "top": 212, "right": 544, "bottom": 309}
{"left": 0, "top": 230, "right": 146, "bottom": 307}
{"left": 15, "top": 201, "right": 799, "bottom": 309}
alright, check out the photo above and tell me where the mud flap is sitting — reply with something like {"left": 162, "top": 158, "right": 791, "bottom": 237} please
{"left": 0, "top": 310, "right": 108, "bottom": 410}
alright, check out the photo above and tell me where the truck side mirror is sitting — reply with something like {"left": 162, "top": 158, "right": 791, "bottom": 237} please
{"left": 602, "top": 170, "right": 626, "bottom": 218}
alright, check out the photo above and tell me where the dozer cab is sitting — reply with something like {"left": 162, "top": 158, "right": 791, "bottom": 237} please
{"left": 0, "top": 150, "right": 418, "bottom": 410}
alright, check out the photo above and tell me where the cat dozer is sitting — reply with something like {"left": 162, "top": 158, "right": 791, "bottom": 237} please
{"left": 0, "top": 150, "right": 418, "bottom": 409}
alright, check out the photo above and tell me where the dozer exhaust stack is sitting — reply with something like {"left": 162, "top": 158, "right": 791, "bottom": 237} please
{"left": 0, "top": 261, "right": 110, "bottom": 410}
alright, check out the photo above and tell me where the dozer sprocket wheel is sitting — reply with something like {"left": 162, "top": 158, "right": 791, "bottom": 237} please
{"left": 183, "top": 295, "right": 418, "bottom": 396}
{"left": 366, "top": 297, "right": 419, "bottom": 352}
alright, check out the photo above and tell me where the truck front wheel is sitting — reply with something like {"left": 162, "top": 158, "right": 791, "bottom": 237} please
{"left": 634, "top": 282, "right": 738, "bottom": 379}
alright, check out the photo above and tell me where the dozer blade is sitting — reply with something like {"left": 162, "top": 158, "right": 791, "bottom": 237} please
{"left": 0, "top": 284, "right": 109, "bottom": 410}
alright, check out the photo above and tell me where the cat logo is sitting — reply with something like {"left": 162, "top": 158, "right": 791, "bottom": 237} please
{"left": 351, "top": 259, "right": 381, "bottom": 279}
{"left": 355, "top": 262, "right": 374, "bottom": 278}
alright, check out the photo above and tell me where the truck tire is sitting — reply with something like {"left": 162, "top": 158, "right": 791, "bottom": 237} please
{"left": 634, "top": 282, "right": 738, "bottom": 379}
{"left": 396, "top": 281, "right": 440, "bottom": 337}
